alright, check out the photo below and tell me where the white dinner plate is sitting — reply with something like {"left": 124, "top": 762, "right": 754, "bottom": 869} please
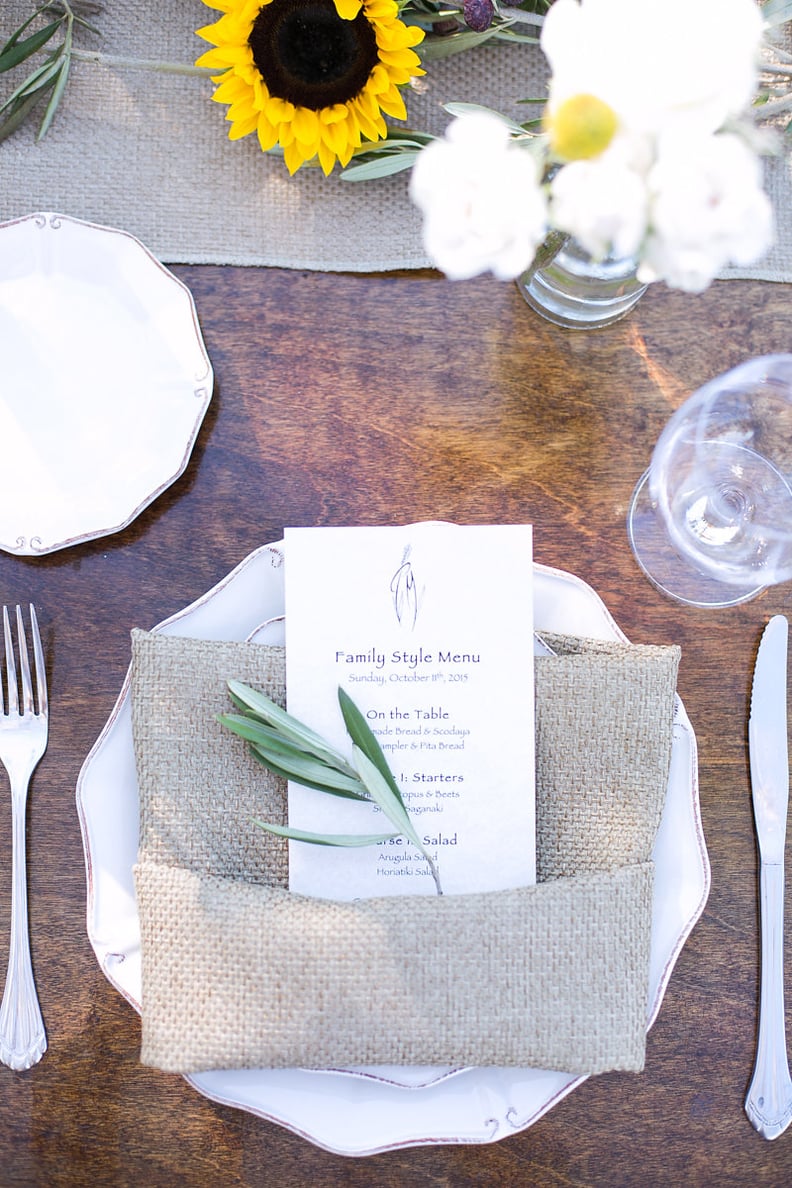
{"left": 76, "top": 543, "right": 710, "bottom": 1156}
{"left": 0, "top": 212, "right": 212, "bottom": 555}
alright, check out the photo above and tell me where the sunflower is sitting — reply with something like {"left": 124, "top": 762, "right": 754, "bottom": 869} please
{"left": 196, "top": 0, "right": 425, "bottom": 175}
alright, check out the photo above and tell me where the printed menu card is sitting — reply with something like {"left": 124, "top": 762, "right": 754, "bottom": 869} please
{"left": 284, "top": 522, "right": 536, "bottom": 899}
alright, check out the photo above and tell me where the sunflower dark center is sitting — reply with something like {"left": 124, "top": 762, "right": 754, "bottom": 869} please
{"left": 249, "top": 0, "right": 379, "bottom": 110}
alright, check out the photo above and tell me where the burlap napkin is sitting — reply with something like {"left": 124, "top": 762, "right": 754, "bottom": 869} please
{"left": 131, "top": 629, "right": 680, "bottom": 1075}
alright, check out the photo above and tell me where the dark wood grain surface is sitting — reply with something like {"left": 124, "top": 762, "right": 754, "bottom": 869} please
{"left": 0, "top": 265, "right": 790, "bottom": 1186}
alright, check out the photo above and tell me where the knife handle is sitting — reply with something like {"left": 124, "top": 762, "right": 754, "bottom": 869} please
{"left": 745, "top": 859, "right": 792, "bottom": 1140}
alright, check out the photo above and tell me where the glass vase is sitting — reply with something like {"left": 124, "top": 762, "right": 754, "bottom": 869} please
{"left": 517, "top": 237, "right": 647, "bottom": 329}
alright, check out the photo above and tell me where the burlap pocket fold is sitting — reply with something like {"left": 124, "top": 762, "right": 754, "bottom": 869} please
{"left": 130, "top": 630, "right": 679, "bottom": 1074}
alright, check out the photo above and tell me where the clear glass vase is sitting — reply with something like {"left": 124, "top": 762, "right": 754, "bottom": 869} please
{"left": 517, "top": 237, "right": 647, "bottom": 329}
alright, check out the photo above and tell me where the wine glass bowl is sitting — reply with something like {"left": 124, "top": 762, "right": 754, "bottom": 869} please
{"left": 628, "top": 355, "right": 792, "bottom": 607}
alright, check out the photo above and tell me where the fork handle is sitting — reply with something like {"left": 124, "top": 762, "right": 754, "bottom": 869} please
{"left": 0, "top": 779, "right": 46, "bottom": 1070}
{"left": 745, "top": 859, "right": 792, "bottom": 1139}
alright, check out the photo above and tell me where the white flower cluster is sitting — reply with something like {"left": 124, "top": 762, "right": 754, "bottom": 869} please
{"left": 408, "top": 112, "right": 548, "bottom": 280}
{"left": 409, "top": 0, "right": 774, "bottom": 293}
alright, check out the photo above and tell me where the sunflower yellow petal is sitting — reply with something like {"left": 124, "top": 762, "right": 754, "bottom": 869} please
{"left": 235, "top": 59, "right": 260, "bottom": 83}
{"left": 341, "top": 110, "right": 363, "bottom": 148}
{"left": 335, "top": 107, "right": 361, "bottom": 149}
{"left": 250, "top": 75, "right": 268, "bottom": 108}
{"left": 265, "top": 96, "right": 296, "bottom": 123}
{"left": 320, "top": 117, "right": 350, "bottom": 154}
{"left": 374, "top": 84, "right": 407, "bottom": 121}
{"left": 292, "top": 106, "right": 320, "bottom": 148}
{"left": 317, "top": 139, "right": 338, "bottom": 175}
{"left": 334, "top": 0, "right": 363, "bottom": 17}
{"left": 207, "top": 77, "right": 232, "bottom": 102}
{"left": 352, "top": 101, "right": 384, "bottom": 142}
{"left": 195, "top": 22, "right": 224, "bottom": 46}
{"left": 227, "top": 98, "right": 258, "bottom": 122}
{"left": 195, "top": 47, "right": 226, "bottom": 69}
{"left": 257, "top": 115, "right": 280, "bottom": 152}
{"left": 355, "top": 86, "right": 380, "bottom": 120}
{"left": 227, "top": 112, "right": 259, "bottom": 138}
{"left": 375, "top": 23, "right": 421, "bottom": 51}
{"left": 336, "top": 138, "right": 356, "bottom": 167}
{"left": 364, "top": 0, "right": 399, "bottom": 18}
{"left": 212, "top": 75, "right": 250, "bottom": 103}
{"left": 196, "top": 45, "right": 251, "bottom": 69}
{"left": 366, "top": 63, "right": 392, "bottom": 95}
{"left": 205, "top": 13, "right": 251, "bottom": 41}
{"left": 283, "top": 140, "right": 310, "bottom": 174}
{"left": 376, "top": 47, "right": 423, "bottom": 71}
{"left": 319, "top": 103, "right": 349, "bottom": 126}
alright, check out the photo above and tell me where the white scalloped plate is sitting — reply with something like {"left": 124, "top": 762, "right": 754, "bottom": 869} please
{"left": 76, "top": 543, "right": 710, "bottom": 1156}
{"left": 0, "top": 212, "right": 212, "bottom": 555}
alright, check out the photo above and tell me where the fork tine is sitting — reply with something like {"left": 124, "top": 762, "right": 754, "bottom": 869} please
{"left": 29, "top": 606, "right": 47, "bottom": 718}
{"left": 15, "top": 606, "right": 34, "bottom": 716}
{"left": 2, "top": 606, "right": 17, "bottom": 716}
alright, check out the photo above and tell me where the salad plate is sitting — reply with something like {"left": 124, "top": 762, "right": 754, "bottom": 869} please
{"left": 76, "top": 542, "right": 710, "bottom": 1155}
{"left": 0, "top": 212, "right": 212, "bottom": 555}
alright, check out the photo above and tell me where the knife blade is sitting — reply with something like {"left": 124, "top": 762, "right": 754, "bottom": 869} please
{"left": 745, "top": 614, "right": 792, "bottom": 1140}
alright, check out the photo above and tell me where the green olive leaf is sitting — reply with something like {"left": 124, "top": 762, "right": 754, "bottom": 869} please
{"left": 338, "top": 686, "right": 406, "bottom": 808}
{"left": 247, "top": 747, "right": 366, "bottom": 799}
{"left": 221, "top": 682, "right": 443, "bottom": 892}
{"left": 351, "top": 745, "right": 417, "bottom": 843}
{"left": 762, "top": 0, "right": 792, "bottom": 27}
{"left": 37, "top": 53, "right": 70, "bottom": 139}
{"left": 220, "top": 710, "right": 361, "bottom": 788}
{"left": 0, "top": 52, "right": 62, "bottom": 108}
{"left": 248, "top": 743, "right": 370, "bottom": 799}
{"left": 352, "top": 746, "right": 442, "bottom": 894}
{"left": 0, "top": 20, "right": 62, "bottom": 74}
{"left": 0, "top": 2, "right": 102, "bottom": 142}
{"left": 251, "top": 819, "right": 399, "bottom": 847}
{"left": 340, "top": 150, "right": 421, "bottom": 181}
{"left": 227, "top": 679, "right": 354, "bottom": 773}
{"left": 0, "top": 88, "right": 44, "bottom": 142}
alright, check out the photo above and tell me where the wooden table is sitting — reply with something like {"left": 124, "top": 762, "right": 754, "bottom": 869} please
{"left": 0, "top": 265, "right": 790, "bottom": 1186}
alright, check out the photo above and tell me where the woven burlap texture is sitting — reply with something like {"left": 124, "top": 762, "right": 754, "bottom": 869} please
{"left": 1, "top": 2, "right": 790, "bottom": 279}
{"left": 131, "top": 628, "right": 680, "bottom": 1074}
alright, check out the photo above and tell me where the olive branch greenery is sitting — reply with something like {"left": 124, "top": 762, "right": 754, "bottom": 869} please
{"left": 219, "top": 681, "right": 443, "bottom": 895}
{"left": 0, "top": 2, "right": 102, "bottom": 144}
{"left": 404, "top": 0, "right": 547, "bottom": 62}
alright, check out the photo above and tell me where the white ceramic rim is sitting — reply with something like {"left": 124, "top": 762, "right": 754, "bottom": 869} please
{"left": 0, "top": 211, "right": 212, "bottom": 555}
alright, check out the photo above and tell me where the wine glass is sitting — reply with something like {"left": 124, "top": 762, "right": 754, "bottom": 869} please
{"left": 627, "top": 354, "right": 792, "bottom": 608}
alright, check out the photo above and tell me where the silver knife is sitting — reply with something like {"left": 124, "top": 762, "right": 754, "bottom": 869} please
{"left": 745, "top": 614, "right": 792, "bottom": 1139}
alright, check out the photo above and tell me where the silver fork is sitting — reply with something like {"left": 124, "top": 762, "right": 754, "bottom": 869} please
{"left": 0, "top": 605, "right": 47, "bottom": 1070}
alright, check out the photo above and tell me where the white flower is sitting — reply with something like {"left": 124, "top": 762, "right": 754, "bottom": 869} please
{"left": 549, "top": 146, "right": 649, "bottom": 259}
{"left": 409, "top": 112, "right": 548, "bottom": 281}
{"left": 638, "top": 132, "right": 775, "bottom": 292}
{"left": 542, "top": 0, "right": 765, "bottom": 141}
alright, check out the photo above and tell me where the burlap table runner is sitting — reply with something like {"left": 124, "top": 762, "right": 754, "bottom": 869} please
{"left": 131, "top": 628, "right": 680, "bottom": 1075}
{"left": 1, "top": 2, "right": 790, "bottom": 279}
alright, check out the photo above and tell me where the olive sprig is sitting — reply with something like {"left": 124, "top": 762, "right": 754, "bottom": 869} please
{"left": 0, "top": 2, "right": 102, "bottom": 144}
{"left": 220, "top": 681, "right": 443, "bottom": 894}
